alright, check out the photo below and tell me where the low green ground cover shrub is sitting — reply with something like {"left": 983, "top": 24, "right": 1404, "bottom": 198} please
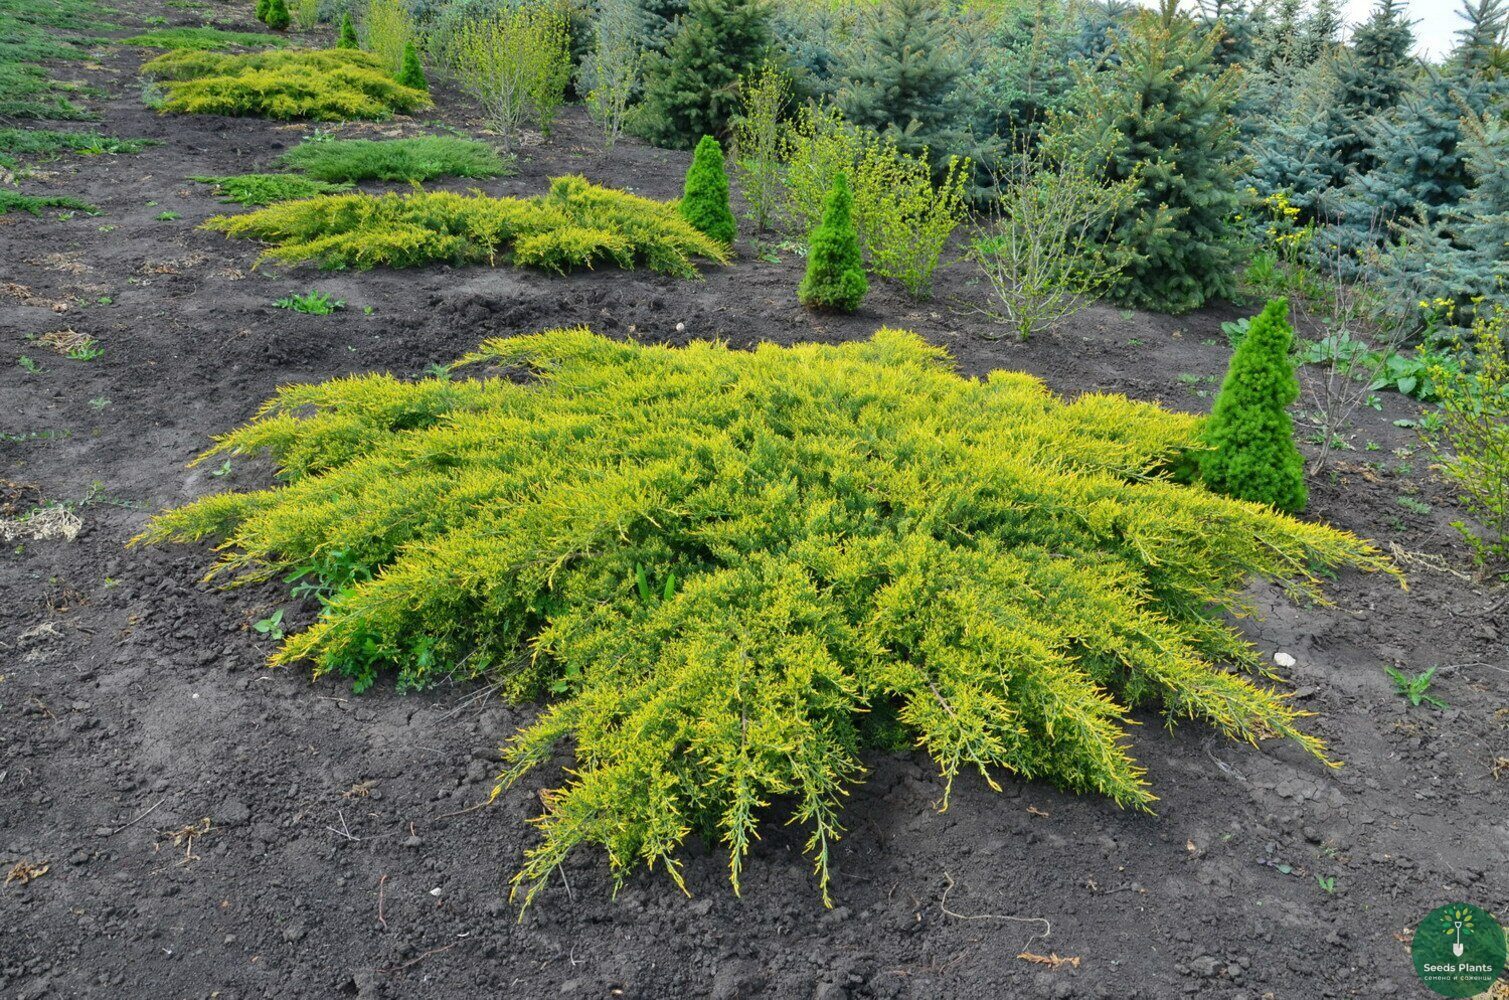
{"left": 0, "top": 190, "right": 97, "bottom": 215}
{"left": 141, "top": 49, "right": 430, "bottom": 121}
{"left": 278, "top": 135, "right": 511, "bottom": 183}
{"left": 120, "top": 27, "right": 288, "bottom": 50}
{"left": 193, "top": 173, "right": 353, "bottom": 205}
{"left": 138, "top": 328, "right": 1395, "bottom": 903}
{"left": 0, "top": 0, "right": 110, "bottom": 120}
{"left": 0, "top": 128, "right": 153, "bottom": 169}
{"left": 203, "top": 175, "right": 729, "bottom": 276}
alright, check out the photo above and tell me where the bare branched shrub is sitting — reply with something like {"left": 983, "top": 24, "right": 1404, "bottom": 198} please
{"left": 1289, "top": 214, "right": 1413, "bottom": 473}
{"left": 968, "top": 140, "right": 1135, "bottom": 340}
{"left": 578, "top": 0, "right": 642, "bottom": 149}
{"left": 731, "top": 61, "right": 789, "bottom": 232}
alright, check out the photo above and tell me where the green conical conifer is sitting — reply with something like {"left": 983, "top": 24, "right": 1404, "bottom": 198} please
{"left": 338, "top": 12, "right": 359, "bottom": 48}
{"left": 798, "top": 173, "right": 867, "bottom": 312}
{"left": 255, "top": 0, "right": 271, "bottom": 21}
{"left": 264, "top": 0, "right": 290, "bottom": 30}
{"left": 396, "top": 41, "right": 427, "bottom": 91}
{"left": 678, "top": 135, "right": 735, "bottom": 244}
{"left": 1200, "top": 298, "right": 1307, "bottom": 513}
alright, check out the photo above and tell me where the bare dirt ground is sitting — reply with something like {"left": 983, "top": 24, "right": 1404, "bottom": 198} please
{"left": 2, "top": 4, "right": 1506, "bottom": 999}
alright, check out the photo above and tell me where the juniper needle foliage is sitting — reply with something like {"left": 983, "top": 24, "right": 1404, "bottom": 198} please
{"left": 141, "top": 49, "right": 431, "bottom": 121}
{"left": 138, "top": 329, "right": 1395, "bottom": 903}
{"left": 203, "top": 176, "right": 728, "bottom": 275}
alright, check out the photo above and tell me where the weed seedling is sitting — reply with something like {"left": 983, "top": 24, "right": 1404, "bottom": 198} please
{"left": 88, "top": 396, "right": 110, "bottom": 411}
{"left": 210, "top": 459, "right": 232, "bottom": 478}
{"left": 275, "top": 291, "right": 344, "bottom": 315}
{"left": 1386, "top": 666, "right": 1447, "bottom": 709}
{"left": 155, "top": 211, "right": 180, "bottom": 221}
{"left": 1316, "top": 875, "right": 1336, "bottom": 894}
{"left": 18, "top": 355, "right": 43, "bottom": 374}
{"left": 252, "top": 609, "right": 285, "bottom": 641}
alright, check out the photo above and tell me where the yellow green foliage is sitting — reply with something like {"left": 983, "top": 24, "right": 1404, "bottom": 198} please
{"left": 1425, "top": 310, "right": 1509, "bottom": 570}
{"left": 438, "top": 3, "right": 570, "bottom": 150}
{"left": 781, "top": 105, "right": 968, "bottom": 300}
{"left": 136, "top": 329, "right": 1398, "bottom": 904}
{"left": 202, "top": 175, "right": 729, "bottom": 276}
{"left": 359, "top": 0, "right": 412, "bottom": 75}
{"left": 141, "top": 48, "right": 431, "bottom": 121}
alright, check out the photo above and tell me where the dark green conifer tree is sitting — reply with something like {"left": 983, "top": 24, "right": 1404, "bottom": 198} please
{"left": 255, "top": 0, "right": 271, "bottom": 22}
{"left": 396, "top": 41, "right": 427, "bottom": 91}
{"left": 678, "top": 135, "right": 735, "bottom": 244}
{"left": 1255, "top": 0, "right": 1304, "bottom": 73}
{"left": 338, "top": 12, "right": 359, "bottom": 49}
{"left": 634, "top": 0, "right": 770, "bottom": 149}
{"left": 1068, "top": 0, "right": 1243, "bottom": 314}
{"left": 264, "top": 0, "right": 290, "bottom": 30}
{"left": 1296, "top": 0, "right": 1343, "bottom": 65}
{"left": 959, "top": 3, "right": 1077, "bottom": 149}
{"left": 1200, "top": 298, "right": 1307, "bottom": 513}
{"left": 834, "top": 0, "right": 970, "bottom": 165}
{"left": 798, "top": 173, "right": 866, "bottom": 312}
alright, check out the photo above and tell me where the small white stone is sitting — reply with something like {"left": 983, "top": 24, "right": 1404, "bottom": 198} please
{"left": 430, "top": 887, "right": 442, "bottom": 897}
{"left": 1273, "top": 652, "right": 1297, "bottom": 668}
{"left": 675, "top": 322, "right": 686, "bottom": 333}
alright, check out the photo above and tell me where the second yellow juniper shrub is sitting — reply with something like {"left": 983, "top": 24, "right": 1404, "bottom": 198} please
{"left": 141, "top": 48, "right": 431, "bottom": 121}
{"left": 203, "top": 175, "right": 729, "bottom": 275}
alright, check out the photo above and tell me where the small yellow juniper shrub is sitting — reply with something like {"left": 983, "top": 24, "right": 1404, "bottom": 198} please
{"left": 203, "top": 175, "right": 730, "bottom": 276}
{"left": 141, "top": 48, "right": 431, "bottom": 121}
{"left": 136, "top": 330, "right": 1399, "bottom": 905}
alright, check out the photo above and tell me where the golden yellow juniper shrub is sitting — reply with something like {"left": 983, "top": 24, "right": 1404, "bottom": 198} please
{"left": 141, "top": 48, "right": 431, "bottom": 121}
{"left": 202, "top": 175, "right": 729, "bottom": 276}
{"left": 136, "top": 329, "right": 1399, "bottom": 905}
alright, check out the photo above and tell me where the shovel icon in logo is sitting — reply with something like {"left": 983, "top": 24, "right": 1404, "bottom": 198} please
{"left": 1452, "top": 919, "right": 1465, "bottom": 957}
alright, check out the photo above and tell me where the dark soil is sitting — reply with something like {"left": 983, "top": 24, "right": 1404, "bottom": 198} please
{"left": 3, "top": 5, "right": 1506, "bottom": 999}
